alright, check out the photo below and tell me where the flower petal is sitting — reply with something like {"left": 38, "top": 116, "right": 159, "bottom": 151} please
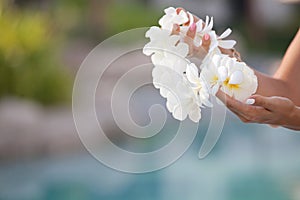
{"left": 178, "top": 10, "right": 189, "bottom": 23}
{"left": 146, "top": 26, "right": 163, "bottom": 39}
{"left": 189, "top": 106, "right": 201, "bottom": 122}
{"left": 143, "top": 44, "right": 153, "bottom": 56}
{"left": 208, "top": 31, "right": 218, "bottom": 52}
{"left": 175, "top": 42, "right": 189, "bottom": 57}
{"left": 151, "top": 53, "right": 164, "bottom": 65}
{"left": 196, "top": 19, "right": 203, "bottom": 32}
{"left": 169, "top": 35, "right": 181, "bottom": 46}
{"left": 218, "top": 28, "right": 232, "bottom": 39}
{"left": 218, "top": 40, "right": 236, "bottom": 49}
{"left": 187, "top": 12, "right": 194, "bottom": 26}
{"left": 173, "top": 104, "right": 188, "bottom": 121}
{"left": 212, "top": 84, "right": 220, "bottom": 96}
{"left": 164, "top": 7, "right": 175, "bottom": 15}
{"left": 186, "top": 63, "right": 199, "bottom": 84}
{"left": 229, "top": 70, "right": 244, "bottom": 85}
{"left": 204, "top": 16, "right": 209, "bottom": 29}
{"left": 206, "top": 16, "right": 214, "bottom": 31}
{"left": 218, "top": 65, "right": 228, "bottom": 82}
{"left": 160, "top": 88, "right": 170, "bottom": 98}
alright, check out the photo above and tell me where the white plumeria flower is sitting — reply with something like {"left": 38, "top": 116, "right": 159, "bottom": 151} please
{"left": 159, "top": 7, "right": 189, "bottom": 32}
{"left": 152, "top": 66, "right": 175, "bottom": 98}
{"left": 186, "top": 63, "right": 212, "bottom": 107}
{"left": 143, "top": 26, "right": 189, "bottom": 66}
{"left": 151, "top": 63, "right": 203, "bottom": 122}
{"left": 213, "top": 54, "right": 258, "bottom": 101}
{"left": 200, "top": 50, "right": 222, "bottom": 95}
{"left": 166, "top": 79, "right": 202, "bottom": 122}
{"left": 152, "top": 59, "right": 188, "bottom": 98}
{"left": 151, "top": 63, "right": 202, "bottom": 122}
{"left": 209, "top": 29, "right": 236, "bottom": 52}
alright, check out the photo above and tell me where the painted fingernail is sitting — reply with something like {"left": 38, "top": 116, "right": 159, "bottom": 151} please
{"left": 204, "top": 33, "right": 210, "bottom": 41}
{"left": 246, "top": 98, "right": 255, "bottom": 105}
{"left": 190, "top": 23, "right": 196, "bottom": 31}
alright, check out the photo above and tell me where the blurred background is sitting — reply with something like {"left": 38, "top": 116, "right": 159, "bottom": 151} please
{"left": 0, "top": 0, "right": 300, "bottom": 199}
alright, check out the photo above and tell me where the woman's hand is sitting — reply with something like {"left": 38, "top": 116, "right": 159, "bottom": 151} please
{"left": 172, "top": 8, "right": 241, "bottom": 60}
{"left": 216, "top": 90, "right": 300, "bottom": 130}
{"left": 172, "top": 23, "right": 211, "bottom": 58}
{"left": 171, "top": 8, "right": 211, "bottom": 58}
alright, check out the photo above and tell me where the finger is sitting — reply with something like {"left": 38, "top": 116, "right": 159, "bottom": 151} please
{"left": 239, "top": 116, "right": 250, "bottom": 123}
{"left": 218, "top": 47, "right": 242, "bottom": 61}
{"left": 193, "top": 33, "right": 210, "bottom": 59}
{"left": 219, "top": 47, "right": 235, "bottom": 58}
{"left": 172, "top": 24, "right": 180, "bottom": 35}
{"left": 216, "top": 90, "right": 245, "bottom": 111}
{"left": 217, "top": 90, "right": 271, "bottom": 122}
{"left": 180, "top": 8, "right": 200, "bottom": 25}
{"left": 186, "top": 22, "right": 196, "bottom": 39}
{"left": 216, "top": 90, "right": 246, "bottom": 118}
{"left": 219, "top": 47, "right": 232, "bottom": 55}
{"left": 229, "top": 107, "right": 251, "bottom": 123}
{"left": 201, "top": 33, "right": 211, "bottom": 53}
{"left": 249, "top": 95, "right": 275, "bottom": 111}
{"left": 215, "top": 90, "right": 228, "bottom": 105}
{"left": 216, "top": 90, "right": 248, "bottom": 116}
{"left": 216, "top": 91, "right": 251, "bottom": 122}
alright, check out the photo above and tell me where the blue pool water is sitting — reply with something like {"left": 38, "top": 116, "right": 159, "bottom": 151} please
{"left": 0, "top": 117, "right": 300, "bottom": 200}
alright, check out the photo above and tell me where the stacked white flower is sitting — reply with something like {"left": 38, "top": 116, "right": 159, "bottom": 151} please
{"left": 143, "top": 7, "right": 258, "bottom": 122}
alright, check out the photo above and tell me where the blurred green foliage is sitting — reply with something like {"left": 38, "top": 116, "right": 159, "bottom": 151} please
{"left": 0, "top": 1, "right": 72, "bottom": 105}
{"left": 51, "top": 0, "right": 161, "bottom": 43}
{"left": 101, "top": 1, "right": 161, "bottom": 45}
{"left": 104, "top": 2, "right": 160, "bottom": 36}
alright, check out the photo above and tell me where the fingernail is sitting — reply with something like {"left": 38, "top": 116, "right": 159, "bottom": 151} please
{"left": 190, "top": 23, "right": 196, "bottom": 31}
{"left": 204, "top": 33, "right": 210, "bottom": 41}
{"left": 246, "top": 99, "right": 255, "bottom": 105}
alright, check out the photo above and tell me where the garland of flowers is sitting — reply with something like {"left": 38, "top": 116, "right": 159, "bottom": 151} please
{"left": 143, "top": 7, "right": 258, "bottom": 122}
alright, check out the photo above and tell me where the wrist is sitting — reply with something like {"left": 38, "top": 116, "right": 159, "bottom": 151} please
{"left": 284, "top": 106, "right": 300, "bottom": 130}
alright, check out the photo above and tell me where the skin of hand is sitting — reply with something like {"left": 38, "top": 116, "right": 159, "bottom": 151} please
{"left": 172, "top": 8, "right": 211, "bottom": 58}
{"left": 173, "top": 8, "right": 241, "bottom": 60}
{"left": 216, "top": 90, "right": 300, "bottom": 130}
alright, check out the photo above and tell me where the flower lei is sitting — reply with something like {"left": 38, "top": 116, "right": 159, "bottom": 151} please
{"left": 143, "top": 7, "right": 258, "bottom": 122}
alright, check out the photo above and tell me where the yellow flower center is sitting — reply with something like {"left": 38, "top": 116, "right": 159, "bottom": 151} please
{"left": 224, "top": 78, "right": 240, "bottom": 89}
{"left": 211, "top": 76, "right": 218, "bottom": 84}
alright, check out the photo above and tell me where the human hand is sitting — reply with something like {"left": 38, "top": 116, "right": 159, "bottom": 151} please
{"left": 216, "top": 90, "right": 300, "bottom": 130}
{"left": 172, "top": 8, "right": 241, "bottom": 60}
{"left": 171, "top": 8, "right": 211, "bottom": 59}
